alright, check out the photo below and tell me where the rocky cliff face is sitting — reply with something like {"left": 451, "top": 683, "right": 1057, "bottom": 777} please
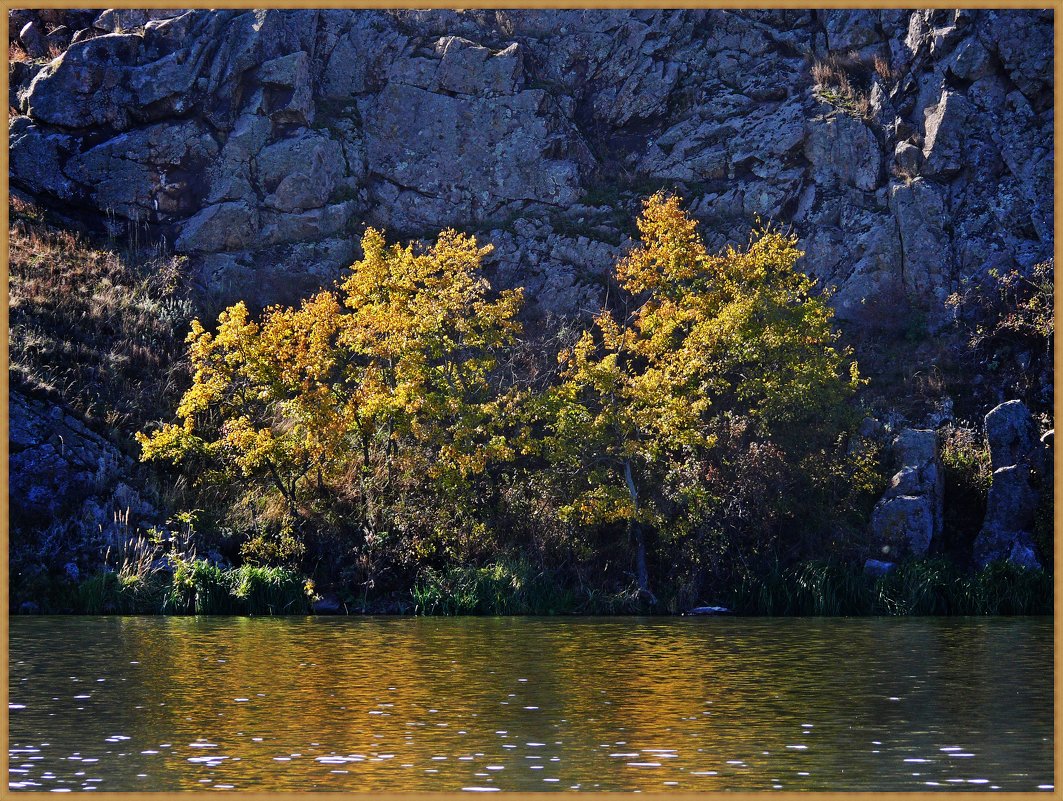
{"left": 10, "top": 8, "right": 1053, "bottom": 325}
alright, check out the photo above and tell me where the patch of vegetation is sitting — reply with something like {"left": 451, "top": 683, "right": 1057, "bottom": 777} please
{"left": 938, "top": 424, "right": 992, "bottom": 556}
{"left": 131, "top": 193, "right": 878, "bottom": 611}
{"left": 811, "top": 52, "right": 873, "bottom": 119}
{"left": 412, "top": 559, "right": 579, "bottom": 615}
{"left": 728, "top": 558, "right": 1051, "bottom": 617}
{"left": 946, "top": 261, "right": 1054, "bottom": 416}
{"left": 17, "top": 189, "right": 1048, "bottom": 618}
{"left": 9, "top": 197, "right": 196, "bottom": 449}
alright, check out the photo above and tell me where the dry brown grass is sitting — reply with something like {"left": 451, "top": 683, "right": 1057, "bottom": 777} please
{"left": 872, "top": 51, "right": 895, "bottom": 83}
{"left": 9, "top": 199, "right": 197, "bottom": 448}
{"left": 9, "top": 42, "right": 31, "bottom": 63}
{"left": 811, "top": 52, "right": 872, "bottom": 119}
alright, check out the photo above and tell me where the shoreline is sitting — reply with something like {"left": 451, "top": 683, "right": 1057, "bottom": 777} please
{"left": 12, "top": 556, "right": 1052, "bottom": 618}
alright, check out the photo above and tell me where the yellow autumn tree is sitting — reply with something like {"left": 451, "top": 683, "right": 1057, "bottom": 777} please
{"left": 138, "top": 227, "right": 522, "bottom": 555}
{"left": 539, "top": 193, "right": 862, "bottom": 601}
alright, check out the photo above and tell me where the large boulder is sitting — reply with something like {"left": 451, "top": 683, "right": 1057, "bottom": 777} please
{"left": 973, "top": 401, "right": 1047, "bottom": 569}
{"left": 984, "top": 399, "right": 1042, "bottom": 472}
{"left": 19, "top": 20, "right": 49, "bottom": 59}
{"left": 868, "top": 429, "right": 944, "bottom": 560}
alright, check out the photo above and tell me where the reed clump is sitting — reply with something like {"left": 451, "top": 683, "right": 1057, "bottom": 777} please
{"left": 727, "top": 558, "right": 1051, "bottom": 617}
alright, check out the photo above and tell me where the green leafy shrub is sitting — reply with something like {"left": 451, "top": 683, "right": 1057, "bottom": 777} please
{"left": 77, "top": 570, "right": 167, "bottom": 614}
{"left": 229, "top": 565, "right": 312, "bottom": 615}
{"left": 163, "top": 557, "right": 235, "bottom": 614}
{"left": 412, "top": 559, "right": 582, "bottom": 616}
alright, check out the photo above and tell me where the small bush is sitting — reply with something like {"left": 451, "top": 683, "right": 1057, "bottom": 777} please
{"left": 729, "top": 560, "right": 872, "bottom": 616}
{"left": 9, "top": 42, "right": 31, "bottom": 63}
{"left": 412, "top": 559, "right": 584, "bottom": 616}
{"left": 874, "top": 558, "right": 957, "bottom": 615}
{"left": 961, "top": 561, "right": 1052, "bottom": 616}
{"left": 163, "top": 557, "right": 235, "bottom": 614}
{"left": 77, "top": 570, "right": 167, "bottom": 614}
{"left": 946, "top": 262, "right": 1054, "bottom": 415}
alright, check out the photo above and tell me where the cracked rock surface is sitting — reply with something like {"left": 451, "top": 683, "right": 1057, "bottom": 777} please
{"left": 9, "top": 8, "right": 1052, "bottom": 321}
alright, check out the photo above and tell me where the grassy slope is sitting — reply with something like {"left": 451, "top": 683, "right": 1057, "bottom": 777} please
{"left": 9, "top": 198, "right": 194, "bottom": 451}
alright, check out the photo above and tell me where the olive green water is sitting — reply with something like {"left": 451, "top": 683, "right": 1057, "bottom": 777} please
{"left": 8, "top": 616, "right": 1053, "bottom": 792}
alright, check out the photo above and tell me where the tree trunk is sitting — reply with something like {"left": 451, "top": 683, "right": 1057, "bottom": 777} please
{"left": 624, "top": 459, "right": 657, "bottom": 604}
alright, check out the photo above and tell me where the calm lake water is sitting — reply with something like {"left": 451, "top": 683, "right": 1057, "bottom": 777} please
{"left": 8, "top": 616, "right": 1053, "bottom": 792}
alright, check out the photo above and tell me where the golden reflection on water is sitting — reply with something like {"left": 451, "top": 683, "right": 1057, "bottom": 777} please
{"left": 8, "top": 616, "right": 1053, "bottom": 792}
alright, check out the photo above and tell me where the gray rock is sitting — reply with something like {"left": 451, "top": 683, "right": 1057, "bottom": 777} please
{"left": 70, "top": 28, "right": 95, "bottom": 45}
{"left": 19, "top": 20, "right": 49, "bottom": 59}
{"left": 804, "top": 112, "right": 880, "bottom": 192}
{"left": 921, "top": 91, "right": 971, "bottom": 176}
{"left": 256, "top": 51, "right": 314, "bottom": 125}
{"left": 93, "top": 9, "right": 185, "bottom": 33}
{"left": 435, "top": 36, "right": 525, "bottom": 96}
{"left": 361, "top": 82, "right": 591, "bottom": 229}
{"left": 684, "top": 606, "right": 732, "bottom": 616}
{"left": 256, "top": 130, "right": 346, "bottom": 213}
{"left": 66, "top": 120, "right": 219, "bottom": 220}
{"left": 868, "top": 428, "right": 943, "bottom": 559}
{"left": 863, "top": 559, "right": 895, "bottom": 577}
{"left": 893, "top": 141, "right": 924, "bottom": 176}
{"left": 205, "top": 113, "right": 272, "bottom": 205}
{"left": 991, "top": 9, "right": 1052, "bottom": 104}
{"left": 4, "top": 8, "right": 1053, "bottom": 348}
{"left": 23, "top": 34, "right": 143, "bottom": 129}
{"left": 973, "top": 401, "right": 1046, "bottom": 569}
{"left": 889, "top": 179, "right": 952, "bottom": 305}
{"left": 259, "top": 202, "right": 357, "bottom": 247}
{"left": 984, "top": 400, "right": 1041, "bottom": 472}
{"left": 175, "top": 201, "right": 260, "bottom": 253}
{"left": 973, "top": 524, "right": 1040, "bottom": 570}
{"left": 9, "top": 389, "right": 157, "bottom": 575}
{"left": 895, "top": 428, "right": 938, "bottom": 467}
{"left": 9, "top": 118, "right": 78, "bottom": 199}
{"left": 869, "top": 495, "right": 935, "bottom": 559}
{"left": 824, "top": 10, "right": 881, "bottom": 52}
{"left": 982, "top": 464, "right": 1039, "bottom": 534}
{"left": 948, "top": 38, "right": 992, "bottom": 81}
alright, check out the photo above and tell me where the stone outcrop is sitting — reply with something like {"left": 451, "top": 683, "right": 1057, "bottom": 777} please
{"left": 868, "top": 428, "right": 944, "bottom": 562}
{"left": 9, "top": 389, "right": 159, "bottom": 580}
{"left": 973, "top": 401, "right": 1047, "bottom": 569}
{"left": 7, "top": 8, "right": 1052, "bottom": 321}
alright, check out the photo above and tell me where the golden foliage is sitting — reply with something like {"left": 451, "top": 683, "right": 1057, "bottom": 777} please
{"left": 541, "top": 192, "right": 862, "bottom": 533}
{"left": 138, "top": 227, "right": 523, "bottom": 524}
